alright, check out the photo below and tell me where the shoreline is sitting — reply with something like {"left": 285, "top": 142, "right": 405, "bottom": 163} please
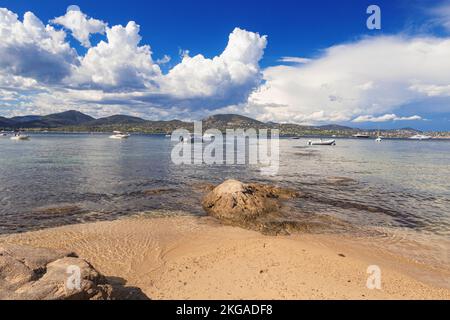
{"left": 8, "top": 131, "right": 450, "bottom": 140}
{"left": 1, "top": 214, "right": 449, "bottom": 300}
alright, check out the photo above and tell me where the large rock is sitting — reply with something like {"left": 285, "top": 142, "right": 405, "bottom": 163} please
{"left": 202, "top": 180, "right": 301, "bottom": 234}
{"left": 0, "top": 244, "right": 114, "bottom": 300}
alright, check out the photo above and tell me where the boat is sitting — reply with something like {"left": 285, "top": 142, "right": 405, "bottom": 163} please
{"left": 179, "top": 135, "right": 194, "bottom": 143}
{"left": 109, "top": 131, "right": 131, "bottom": 139}
{"left": 409, "top": 134, "right": 432, "bottom": 140}
{"left": 375, "top": 130, "right": 382, "bottom": 143}
{"left": 353, "top": 134, "right": 371, "bottom": 139}
{"left": 203, "top": 133, "right": 218, "bottom": 141}
{"left": 308, "top": 139, "right": 336, "bottom": 146}
{"left": 10, "top": 133, "right": 30, "bottom": 141}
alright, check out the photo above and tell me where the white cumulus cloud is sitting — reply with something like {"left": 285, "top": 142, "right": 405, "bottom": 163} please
{"left": 160, "top": 28, "right": 267, "bottom": 108}
{"left": 278, "top": 56, "right": 312, "bottom": 64}
{"left": 156, "top": 55, "right": 171, "bottom": 65}
{"left": 0, "top": 8, "right": 77, "bottom": 83}
{"left": 0, "top": 7, "right": 268, "bottom": 116}
{"left": 69, "top": 21, "right": 162, "bottom": 90}
{"left": 51, "top": 6, "right": 107, "bottom": 48}
{"left": 247, "top": 35, "right": 450, "bottom": 124}
{"left": 352, "top": 114, "right": 422, "bottom": 123}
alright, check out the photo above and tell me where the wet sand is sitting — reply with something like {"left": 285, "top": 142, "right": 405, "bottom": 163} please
{"left": 1, "top": 214, "right": 449, "bottom": 300}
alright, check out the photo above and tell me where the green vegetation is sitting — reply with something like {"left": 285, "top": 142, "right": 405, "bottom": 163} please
{"left": 1, "top": 110, "right": 447, "bottom": 139}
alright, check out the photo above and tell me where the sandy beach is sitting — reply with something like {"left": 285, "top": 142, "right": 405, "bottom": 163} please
{"left": 1, "top": 213, "right": 449, "bottom": 300}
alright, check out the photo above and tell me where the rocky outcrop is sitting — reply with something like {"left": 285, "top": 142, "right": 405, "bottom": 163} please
{"left": 202, "top": 180, "right": 303, "bottom": 235}
{"left": 0, "top": 244, "right": 114, "bottom": 300}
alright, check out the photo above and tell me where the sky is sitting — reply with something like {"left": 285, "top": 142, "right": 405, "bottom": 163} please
{"left": 1, "top": 0, "right": 450, "bottom": 130}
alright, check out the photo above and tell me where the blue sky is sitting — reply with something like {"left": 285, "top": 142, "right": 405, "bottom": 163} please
{"left": 0, "top": 0, "right": 416, "bottom": 66}
{"left": 1, "top": 0, "right": 450, "bottom": 130}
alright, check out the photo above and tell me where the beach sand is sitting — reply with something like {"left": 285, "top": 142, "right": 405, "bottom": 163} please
{"left": 1, "top": 214, "right": 449, "bottom": 300}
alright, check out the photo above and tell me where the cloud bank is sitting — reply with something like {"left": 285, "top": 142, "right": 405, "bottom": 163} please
{"left": 246, "top": 36, "right": 450, "bottom": 124}
{"left": 0, "top": 7, "right": 267, "bottom": 118}
{"left": 0, "top": 5, "right": 450, "bottom": 127}
{"left": 352, "top": 114, "right": 422, "bottom": 123}
{"left": 0, "top": 8, "right": 77, "bottom": 84}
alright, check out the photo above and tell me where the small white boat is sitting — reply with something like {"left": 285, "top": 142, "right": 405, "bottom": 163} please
{"left": 308, "top": 139, "right": 336, "bottom": 146}
{"left": 110, "top": 131, "right": 130, "bottom": 139}
{"left": 203, "top": 133, "right": 217, "bottom": 140}
{"left": 11, "top": 134, "right": 30, "bottom": 141}
{"left": 409, "top": 134, "right": 432, "bottom": 140}
{"left": 375, "top": 131, "right": 383, "bottom": 143}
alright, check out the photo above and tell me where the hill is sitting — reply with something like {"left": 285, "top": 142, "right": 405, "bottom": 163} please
{"left": 0, "top": 110, "right": 430, "bottom": 138}
{"left": 88, "top": 115, "right": 147, "bottom": 126}
{"left": 10, "top": 115, "right": 43, "bottom": 123}
{"left": 203, "top": 114, "right": 265, "bottom": 129}
{"left": 11, "top": 111, "right": 95, "bottom": 128}
{"left": 316, "top": 124, "right": 354, "bottom": 131}
{"left": 0, "top": 116, "right": 16, "bottom": 128}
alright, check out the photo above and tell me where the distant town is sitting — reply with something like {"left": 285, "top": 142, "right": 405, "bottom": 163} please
{"left": 1, "top": 110, "right": 449, "bottom": 139}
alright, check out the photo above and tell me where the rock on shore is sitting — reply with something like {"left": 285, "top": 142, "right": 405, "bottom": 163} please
{"left": 202, "top": 180, "right": 302, "bottom": 235}
{"left": 0, "top": 244, "right": 114, "bottom": 300}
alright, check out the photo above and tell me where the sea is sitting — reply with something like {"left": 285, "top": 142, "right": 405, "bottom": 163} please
{"left": 0, "top": 133, "right": 449, "bottom": 275}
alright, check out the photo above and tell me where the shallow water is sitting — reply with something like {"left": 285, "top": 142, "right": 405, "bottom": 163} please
{"left": 0, "top": 133, "right": 449, "bottom": 269}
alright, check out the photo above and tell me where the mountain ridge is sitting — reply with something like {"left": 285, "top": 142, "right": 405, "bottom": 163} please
{"left": 0, "top": 110, "right": 428, "bottom": 138}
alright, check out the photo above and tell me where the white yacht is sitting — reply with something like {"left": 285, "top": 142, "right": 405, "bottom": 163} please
{"left": 308, "top": 139, "right": 336, "bottom": 146}
{"left": 11, "top": 133, "right": 30, "bottom": 141}
{"left": 409, "top": 134, "right": 432, "bottom": 140}
{"left": 109, "top": 131, "right": 131, "bottom": 139}
{"left": 203, "top": 133, "right": 216, "bottom": 140}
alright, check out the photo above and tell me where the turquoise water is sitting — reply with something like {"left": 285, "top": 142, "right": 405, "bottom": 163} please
{"left": 0, "top": 133, "right": 449, "bottom": 268}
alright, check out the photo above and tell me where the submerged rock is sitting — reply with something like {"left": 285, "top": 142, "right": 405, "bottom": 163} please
{"left": 143, "top": 188, "right": 176, "bottom": 196}
{"left": 32, "top": 205, "right": 86, "bottom": 217}
{"left": 0, "top": 244, "right": 114, "bottom": 300}
{"left": 202, "top": 180, "right": 302, "bottom": 235}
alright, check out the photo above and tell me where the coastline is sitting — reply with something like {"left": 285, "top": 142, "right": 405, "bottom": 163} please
{"left": 1, "top": 213, "right": 449, "bottom": 300}
{"left": 11, "top": 131, "right": 450, "bottom": 140}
